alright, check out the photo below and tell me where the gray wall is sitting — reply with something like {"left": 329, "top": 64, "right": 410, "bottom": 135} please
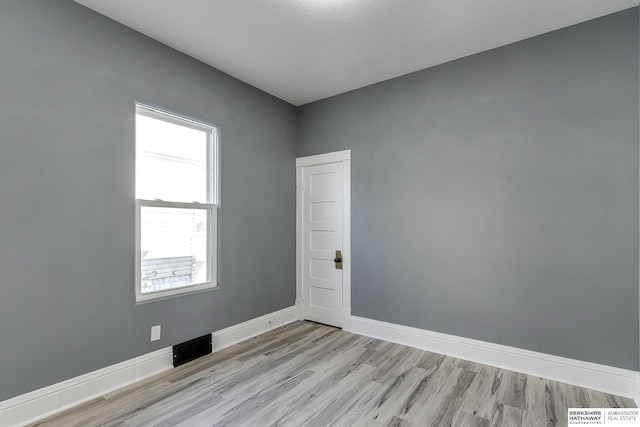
{"left": 0, "top": 0, "right": 296, "bottom": 400}
{"left": 298, "top": 9, "right": 640, "bottom": 370}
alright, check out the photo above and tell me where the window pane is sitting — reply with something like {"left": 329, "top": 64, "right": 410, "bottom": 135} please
{"left": 136, "top": 114, "right": 209, "bottom": 203}
{"left": 140, "top": 206, "right": 209, "bottom": 294}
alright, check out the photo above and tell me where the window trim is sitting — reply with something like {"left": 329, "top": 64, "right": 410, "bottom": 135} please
{"left": 134, "top": 104, "right": 219, "bottom": 303}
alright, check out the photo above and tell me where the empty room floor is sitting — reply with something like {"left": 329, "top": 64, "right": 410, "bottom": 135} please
{"left": 32, "top": 321, "right": 635, "bottom": 427}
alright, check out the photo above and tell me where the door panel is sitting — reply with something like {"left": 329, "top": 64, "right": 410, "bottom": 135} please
{"left": 302, "top": 162, "right": 343, "bottom": 327}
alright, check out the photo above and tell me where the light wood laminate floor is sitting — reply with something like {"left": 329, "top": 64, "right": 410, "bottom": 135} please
{"left": 33, "top": 321, "right": 635, "bottom": 427}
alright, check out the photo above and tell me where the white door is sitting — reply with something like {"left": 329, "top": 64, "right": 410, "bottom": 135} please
{"left": 301, "top": 162, "right": 344, "bottom": 327}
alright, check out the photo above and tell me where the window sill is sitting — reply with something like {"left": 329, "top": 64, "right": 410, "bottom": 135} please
{"left": 135, "top": 282, "right": 220, "bottom": 304}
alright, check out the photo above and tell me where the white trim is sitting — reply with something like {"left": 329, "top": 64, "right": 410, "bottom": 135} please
{"left": 211, "top": 306, "right": 297, "bottom": 351}
{"left": 341, "top": 159, "right": 352, "bottom": 330}
{"left": 350, "top": 316, "right": 638, "bottom": 399}
{"left": 636, "top": 372, "right": 640, "bottom": 407}
{"left": 136, "top": 103, "right": 217, "bottom": 133}
{"left": 296, "top": 150, "right": 352, "bottom": 331}
{"left": 0, "top": 306, "right": 297, "bottom": 427}
{"left": 295, "top": 166, "right": 304, "bottom": 322}
{"left": 296, "top": 149, "right": 351, "bottom": 167}
{"left": 0, "top": 348, "right": 173, "bottom": 427}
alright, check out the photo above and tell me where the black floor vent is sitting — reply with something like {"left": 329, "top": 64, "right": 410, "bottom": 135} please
{"left": 173, "top": 334, "right": 212, "bottom": 367}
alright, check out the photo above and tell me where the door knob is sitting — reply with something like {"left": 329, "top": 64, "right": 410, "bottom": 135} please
{"left": 334, "top": 250, "right": 343, "bottom": 270}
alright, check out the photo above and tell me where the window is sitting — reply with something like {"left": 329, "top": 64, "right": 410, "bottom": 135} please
{"left": 135, "top": 104, "right": 218, "bottom": 302}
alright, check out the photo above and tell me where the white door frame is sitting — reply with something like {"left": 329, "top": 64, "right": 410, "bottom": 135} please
{"left": 296, "top": 150, "right": 351, "bottom": 331}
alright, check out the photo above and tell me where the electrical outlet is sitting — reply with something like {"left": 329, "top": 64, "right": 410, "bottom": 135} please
{"left": 151, "top": 325, "right": 161, "bottom": 341}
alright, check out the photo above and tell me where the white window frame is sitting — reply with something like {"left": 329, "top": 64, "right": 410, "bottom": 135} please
{"left": 134, "top": 104, "right": 219, "bottom": 303}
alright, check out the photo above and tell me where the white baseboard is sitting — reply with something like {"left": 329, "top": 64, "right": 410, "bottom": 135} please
{"left": 211, "top": 306, "right": 297, "bottom": 352}
{"left": 350, "top": 316, "right": 638, "bottom": 399}
{"left": 0, "top": 347, "right": 174, "bottom": 427}
{"left": 0, "top": 306, "right": 297, "bottom": 427}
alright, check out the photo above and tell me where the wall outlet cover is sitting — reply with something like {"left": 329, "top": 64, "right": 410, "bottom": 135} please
{"left": 151, "top": 325, "right": 161, "bottom": 341}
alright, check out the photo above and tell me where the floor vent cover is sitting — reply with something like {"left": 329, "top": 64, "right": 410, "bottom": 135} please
{"left": 173, "top": 334, "right": 212, "bottom": 367}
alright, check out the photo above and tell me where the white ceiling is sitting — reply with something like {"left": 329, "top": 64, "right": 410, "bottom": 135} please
{"left": 74, "top": 0, "right": 638, "bottom": 106}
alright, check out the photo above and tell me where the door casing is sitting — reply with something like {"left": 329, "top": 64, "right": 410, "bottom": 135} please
{"left": 296, "top": 150, "right": 351, "bottom": 331}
